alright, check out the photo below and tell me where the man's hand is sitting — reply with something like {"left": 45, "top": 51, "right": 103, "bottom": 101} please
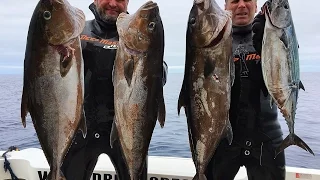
{"left": 252, "top": 1, "right": 270, "bottom": 55}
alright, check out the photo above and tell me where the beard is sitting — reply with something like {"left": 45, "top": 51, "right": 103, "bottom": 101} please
{"left": 96, "top": 5, "right": 118, "bottom": 23}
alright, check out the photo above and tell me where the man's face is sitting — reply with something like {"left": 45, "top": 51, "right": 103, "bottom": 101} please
{"left": 94, "top": 0, "right": 129, "bottom": 23}
{"left": 225, "top": 0, "right": 257, "bottom": 26}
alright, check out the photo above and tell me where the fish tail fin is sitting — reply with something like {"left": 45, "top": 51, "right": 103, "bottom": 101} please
{"left": 192, "top": 173, "right": 207, "bottom": 180}
{"left": 275, "top": 133, "right": 315, "bottom": 158}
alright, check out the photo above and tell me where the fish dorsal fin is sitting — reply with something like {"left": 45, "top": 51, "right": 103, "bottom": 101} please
{"left": 124, "top": 58, "right": 134, "bottom": 86}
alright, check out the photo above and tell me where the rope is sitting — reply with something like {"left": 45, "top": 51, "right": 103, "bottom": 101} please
{"left": 2, "top": 146, "right": 19, "bottom": 180}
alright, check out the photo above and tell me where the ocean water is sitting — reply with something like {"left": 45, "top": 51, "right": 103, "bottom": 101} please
{"left": 0, "top": 72, "right": 319, "bottom": 170}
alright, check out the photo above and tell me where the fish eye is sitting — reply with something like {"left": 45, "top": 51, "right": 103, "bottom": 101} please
{"left": 190, "top": 17, "right": 196, "bottom": 25}
{"left": 284, "top": 4, "right": 289, "bottom": 9}
{"left": 148, "top": 22, "right": 156, "bottom": 31}
{"left": 43, "top": 11, "right": 51, "bottom": 20}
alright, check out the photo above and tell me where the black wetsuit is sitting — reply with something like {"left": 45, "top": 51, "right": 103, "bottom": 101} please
{"left": 204, "top": 25, "right": 286, "bottom": 180}
{"left": 61, "top": 3, "right": 168, "bottom": 180}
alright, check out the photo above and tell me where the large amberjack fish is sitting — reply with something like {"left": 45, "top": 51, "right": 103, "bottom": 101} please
{"left": 20, "top": 0, "right": 87, "bottom": 179}
{"left": 177, "top": 0, "right": 234, "bottom": 179}
{"left": 261, "top": 0, "right": 314, "bottom": 157}
{"left": 111, "top": 1, "right": 166, "bottom": 180}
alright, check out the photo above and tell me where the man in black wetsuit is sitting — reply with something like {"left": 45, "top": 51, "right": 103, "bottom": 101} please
{"left": 204, "top": 0, "right": 286, "bottom": 179}
{"left": 61, "top": 0, "right": 168, "bottom": 179}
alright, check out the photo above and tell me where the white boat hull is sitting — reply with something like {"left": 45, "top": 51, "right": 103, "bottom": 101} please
{"left": 0, "top": 148, "right": 319, "bottom": 180}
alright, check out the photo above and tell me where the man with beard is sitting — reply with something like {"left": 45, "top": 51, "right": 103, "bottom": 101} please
{"left": 61, "top": 0, "right": 168, "bottom": 179}
{"left": 204, "top": 0, "right": 286, "bottom": 180}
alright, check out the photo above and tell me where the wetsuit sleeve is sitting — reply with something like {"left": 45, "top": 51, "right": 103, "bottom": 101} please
{"left": 252, "top": 1, "right": 270, "bottom": 55}
{"left": 162, "top": 61, "right": 168, "bottom": 86}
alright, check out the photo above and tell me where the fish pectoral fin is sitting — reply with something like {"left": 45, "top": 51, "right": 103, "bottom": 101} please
{"left": 299, "top": 81, "right": 305, "bottom": 91}
{"left": 21, "top": 87, "right": 28, "bottom": 128}
{"left": 157, "top": 94, "right": 166, "bottom": 128}
{"left": 124, "top": 58, "right": 134, "bottom": 86}
{"left": 224, "top": 119, "right": 233, "bottom": 145}
{"left": 110, "top": 120, "right": 118, "bottom": 148}
{"left": 79, "top": 109, "right": 87, "bottom": 138}
{"left": 57, "top": 45, "right": 75, "bottom": 77}
{"left": 279, "top": 31, "right": 289, "bottom": 49}
{"left": 204, "top": 58, "right": 215, "bottom": 79}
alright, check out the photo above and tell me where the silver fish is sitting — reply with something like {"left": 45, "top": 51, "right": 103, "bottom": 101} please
{"left": 261, "top": 0, "right": 314, "bottom": 157}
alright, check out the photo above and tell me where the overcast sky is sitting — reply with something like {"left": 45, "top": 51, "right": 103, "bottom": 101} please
{"left": 0, "top": 0, "right": 319, "bottom": 74}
